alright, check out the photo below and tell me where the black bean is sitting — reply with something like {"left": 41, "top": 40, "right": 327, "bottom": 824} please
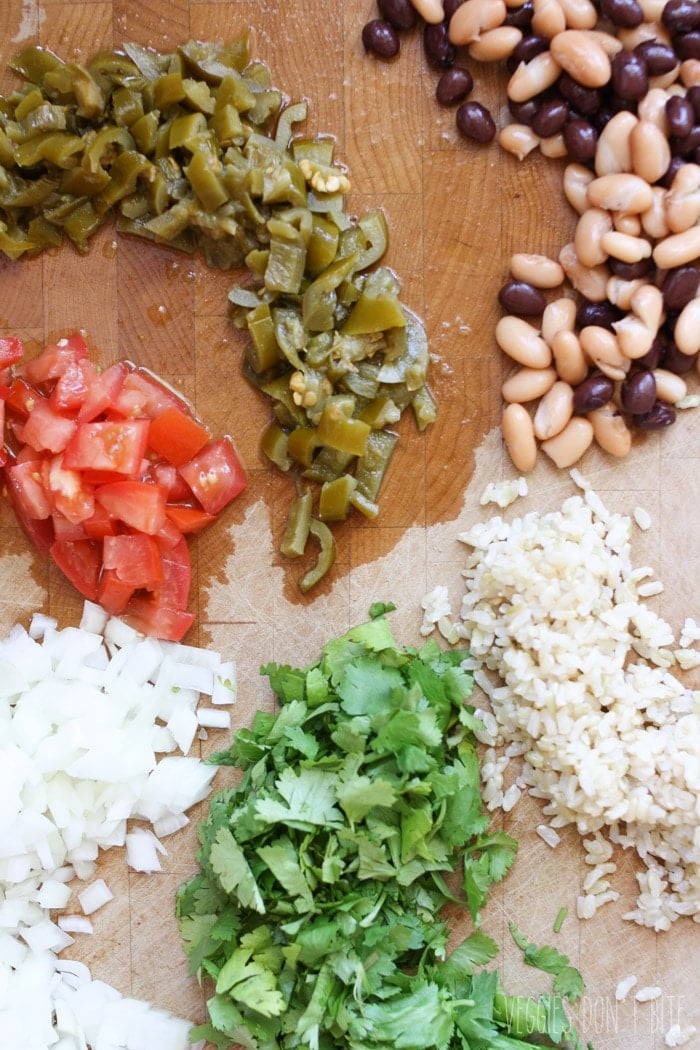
{"left": 666, "top": 95, "right": 696, "bottom": 138}
{"left": 637, "top": 335, "right": 665, "bottom": 370}
{"left": 508, "top": 98, "right": 538, "bottom": 124}
{"left": 677, "top": 30, "right": 700, "bottom": 60}
{"left": 532, "top": 98, "right": 569, "bottom": 137}
{"left": 672, "top": 125, "right": 700, "bottom": 157}
{"left": 498, "top": 280, "right": 547, "bottom": 315}
{"left": 620, "top": 370, "right": 657, "bottom": 414}
{"left": 635, "top": 401, "right": 676, "bottom": 428}
{"left": 362, "top": 19, "right": 400, "bottom": 57}
{"left": 377, "top": 0, "right": 417, "bottom": 29}
{"left": 576, "top": 301, "right": 623, "bottom": 330}
{"left": 633, "top": 39, "right": 679, "bottom": 75}
{"left": 608, "top": 256, "right": 653, "bottom": 279}
{"left": 456, "top": 100, "right": 496, "bottom": 142}
{"left": 600, "top": 0, "right": 644, "bottom": 27}
{"left": 659, "top": 155, "right": 686, "bottom": 188}
{"left": 573, "top": 373, "right": 616, "bottom": 413}
{"left": 662, "top": 0, "right": 700, "bottom": 32}
{"left": 436, "top": 66, "right": 474, "bottom": 105}
{"left": 512, "top": 33, "right": 550, "bottom": 64}
{"left": 423, "top": 21, "right": 457, "bottom": 67}
{"left": 504, "top": 1, "right": 534, "bottom": 27}
{"left": 610, "top": 50, "right": 649, "bottom": 100}
{"left": 660, "top": 337, "right": 698, "bottom": 374}
{"left": 563, "top": 117, "right": 598, "bottom": 162}
{"left": 558, "top": 74, "right": 602, "bottom": 116}
{"left": 688, "top": 85, "right": 700, "bottom": 119}
{"left": 662, "top": 266, "right": 700, "bottom": 311}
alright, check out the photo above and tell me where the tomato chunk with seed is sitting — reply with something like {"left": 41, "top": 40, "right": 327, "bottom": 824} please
{"left": 77, "top": 361, "right": 128, "bottom": 423}
{"left": 178, "top": 437, "right": 246, "bottom": 515}
{"left": 23, "top": 334, "right": 89, "bottom": 384}
{"left": 0, "top": 336, "right": 24, "bottom": 370}
{"left": 63, "top": 419, "right": 149, "bottom": 475}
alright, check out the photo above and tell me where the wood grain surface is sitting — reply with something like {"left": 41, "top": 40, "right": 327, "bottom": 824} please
{"left": 1, "top": 1, "right": 699, "bottom": 1048}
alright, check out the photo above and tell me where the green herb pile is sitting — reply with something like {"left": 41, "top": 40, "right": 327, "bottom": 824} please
{"left": 177, "top": 606, "right": 589, "bottom": 1049}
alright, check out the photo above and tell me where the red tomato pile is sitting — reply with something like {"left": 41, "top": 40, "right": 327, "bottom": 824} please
{"left": 0, "top": 333, "right": 246, "bottom": 641}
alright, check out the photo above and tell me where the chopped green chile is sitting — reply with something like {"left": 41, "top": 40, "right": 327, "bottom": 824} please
{"left": 0, "top": 36, "right": 436, "bottom": 592}
{"left": 318, "top": 473, "right": 357, "bottom": 522}
{"left": 280, "top": 490, "right": 313, "bottom": 559}
{"left": 298, "top": 519, "right": 336, "bottom": 593}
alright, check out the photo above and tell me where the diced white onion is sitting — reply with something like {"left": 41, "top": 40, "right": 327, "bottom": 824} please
{"left": 0, "top": 600, "right": 237, "bottom": 1049}
{"left": 78, "top": 879, "right": 114, "bottom": 916}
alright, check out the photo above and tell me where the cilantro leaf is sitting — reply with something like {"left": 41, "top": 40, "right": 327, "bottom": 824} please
{"left": 208, "top": 826, "right": 265, "bottom": 913}
{"left": 255, "top": 767, "right": 344, "bottom": 828}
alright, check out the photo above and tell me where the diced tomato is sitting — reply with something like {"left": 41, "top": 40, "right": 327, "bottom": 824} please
{"left": 124, "top": 597, "right": 195, "bottom": 642}
{"left": 83, "top": 503, "right": 119, "bottom": 539}
{"left": 52, "top": 512, "right": 88, "bottom": 542}
{"left": 76, "top": 361, "right": 128, "bottom": 423}
{"left": 111, "top": 368, "right": 189, "bottom": 420}
{"left": 155, "top": 515, "right": 183, "bottom": 549}
{"left": 45, "top": 454, "right": 95, "bottom": 524}
{"left": 50, "top": 538, "right": 101, "bottom": 602}
{"left": 147, "top": 406, "right": 210, "bottom": 467}
{"left": 22, "top": 398, "right": 77, "bottom": 454}
{"left": 23, "top": 333, "right": 89, "bottom": 385}
{"left": 178, "top": 437, "right": 246, "bottom": 516}
{"left": 0, "top": 336, "right": 24, "bottom": 370}
{"left": 97, "top": 568, "right": 135, "bottom": 615}
{"left": 165, "top": 504, "right": 216, "bottom": 534}
{"left": 95, "top": 480, "right": 168, "bottom": 534}
{"left": 2, "top": 463, "right": 54, "bottom": 556}
{"left": 63, "top": 419, "right": 150, "bottom": 475}
{"left": 6, "top": 460, "right": 53, "bottom": 520}
{"left": 148, "top": 461, "right": 193, "bottom": 502}
{"left": 0, "top": 401, "right": 5, "bottom": 468}
{"left": 103, "top": 532, "right": 164, "bottom": 589}
{"left": 50, "top": 357, "right": 97, "bottom": 413}
{"left": 157, "top": 534, "right": 192, "bottom": 608}
{"left": 5, "top": 377, "right": 43, "bottom": 419}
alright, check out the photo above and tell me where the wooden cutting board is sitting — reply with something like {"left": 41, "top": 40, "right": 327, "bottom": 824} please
{"left": 1, "top": 1, "right": 699, "bottom": 1047}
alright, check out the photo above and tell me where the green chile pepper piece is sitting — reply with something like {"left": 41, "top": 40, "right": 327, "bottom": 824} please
{"left": 306, "top": 215, "right": 340, "bottom": 275}
{"left": 298, "top": 518, "right": 336, "bottom": 592}
{"left": 14, "top": 132, "right": 85, "bottom": 168}
{"left": 341, "top": 290, "right": 406, "bottom": 336}
{"left": 318, "top": 473, "right": 357, "bottom": 522}
{"left": 184, "top": 146, "right": 228, "bottom": 211}
{"left": 354, "top": 429, "right": 398, "bottom": 502}
{"left": 302, "top": 251, "right": 358, "bottom": 333}
{"left": 260, "top": 422, "right": 291, "bottom": 472}
{"left": 412, "top": 384, "right": 438, "bottom": 431}
{"left": 246, "top": 302, "right": 281, "bottom": 373}
{"left": 280, "top": 490, "right": 313, "bottom": 559}
{"left": 316, "top": 402, "right": 370, "bottom": 457}
{"left": 9, "top": 46, "right": 66, "bottom": 87}
{"left": 287, "top": 427, "right": 319, "bottom": 468}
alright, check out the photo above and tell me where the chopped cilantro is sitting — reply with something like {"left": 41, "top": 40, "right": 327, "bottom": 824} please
{"left": 177, "top": 611, "right": 591, "bottom": 1050}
